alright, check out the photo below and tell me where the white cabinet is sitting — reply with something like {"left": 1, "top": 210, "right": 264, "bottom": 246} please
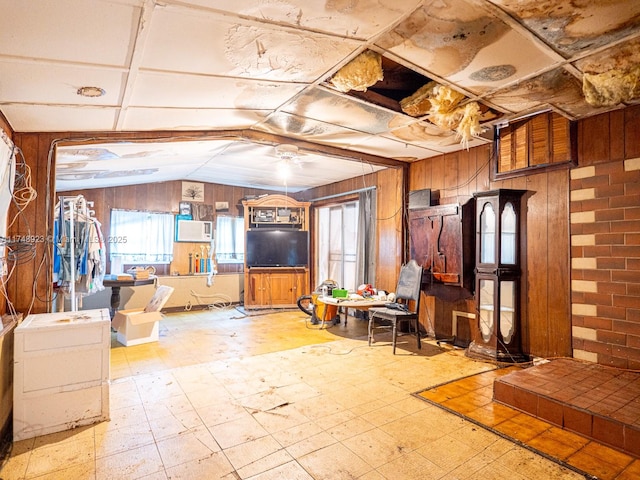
{"left": 13, "top": 308, "right": 110, "bottom": 441}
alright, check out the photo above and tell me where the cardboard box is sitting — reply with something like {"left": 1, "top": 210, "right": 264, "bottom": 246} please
{"left": 112, "top": 309, "right": 162, "bottom": 346}
{"left": 112, "top": 286, "right": 174, "bottom": 346}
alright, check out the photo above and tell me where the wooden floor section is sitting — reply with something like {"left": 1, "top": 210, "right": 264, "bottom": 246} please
{"left": 417, "top": 362, "right": 640, "bottom": 480}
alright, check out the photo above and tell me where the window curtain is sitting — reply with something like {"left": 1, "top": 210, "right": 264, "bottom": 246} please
{"left": 355, "top": 188, "right": 376, "bottom": 285}
{"left": 215, "top": 216, "right": 244, "bottom": 262}
{"left": 110, "top": 209, "right": 174, "bottom": 263}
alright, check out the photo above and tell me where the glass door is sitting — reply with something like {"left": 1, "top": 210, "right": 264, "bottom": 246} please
{"left": 315, "top": 201, "right": 358, "bottom": 291}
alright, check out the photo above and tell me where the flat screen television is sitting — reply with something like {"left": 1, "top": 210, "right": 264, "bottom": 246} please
{"left": 246, "top": 229, "right": 309, "bottom": 267}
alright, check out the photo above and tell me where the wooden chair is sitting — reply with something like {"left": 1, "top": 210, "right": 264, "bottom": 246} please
{"left": 367, "top": 260, "right": 423, "bottom": 354}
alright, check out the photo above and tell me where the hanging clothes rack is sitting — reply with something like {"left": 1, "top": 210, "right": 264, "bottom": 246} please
{"left": 54, "top": 195, "right": 105, "bottom": 312}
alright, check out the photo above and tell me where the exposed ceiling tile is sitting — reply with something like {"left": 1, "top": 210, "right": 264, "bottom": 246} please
{"left": 281, "top": 87, "right": 413, "bottom": 135}
{"left": 488, "top": 0, "right": 640, "bottom": 58}
{"left": 120, "top": 108, "right": 269, "bottom": 131}
{"left": 0, "top": 0, "right": 638, "bottom": 192}
{"left": 142, "top": 7, "right": 361, "bottom": 82}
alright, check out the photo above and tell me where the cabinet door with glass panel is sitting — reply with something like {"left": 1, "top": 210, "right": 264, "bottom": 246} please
{"left": 470, "top": 189, "right": 528, "bottom": 363}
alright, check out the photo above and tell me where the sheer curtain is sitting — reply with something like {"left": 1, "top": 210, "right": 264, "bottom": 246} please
{"left": 215, "top": 216, "right": 244, "bottom": 262}
{"left": 110, "top": 209, "right": 174, "bottom": 263}
{"left": 356, "top": 188, "right": 376, "bottom": 285}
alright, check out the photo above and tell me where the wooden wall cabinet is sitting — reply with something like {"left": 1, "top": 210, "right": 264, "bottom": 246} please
{"left": 408, "top": 200, "right": 475, "bottom": 302}
{"left": 244, "top": 194, "right": 309, "bottom": 231}
{"left": 242, "top": 194, "right": 310, "bottom": 309}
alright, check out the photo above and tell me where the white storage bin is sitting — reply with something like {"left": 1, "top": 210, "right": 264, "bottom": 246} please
{"left": 13, "top": 308, "right": 110, "bottom": 441}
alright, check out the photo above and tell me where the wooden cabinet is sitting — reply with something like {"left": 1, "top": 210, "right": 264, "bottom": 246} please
{"left": 244, "top": 194, "right": 309, "bottom": 231}
{"left": 468, "top": 189, "right": 528, "bottom": 363}
{"left": 245, "top": 268, "right": 308, "bottom": 309}
{"left": 408, "top": 200, "right": 475, "bottom": 302}
{"left": 242, "top": 195, "right": 310, "bottom": 309}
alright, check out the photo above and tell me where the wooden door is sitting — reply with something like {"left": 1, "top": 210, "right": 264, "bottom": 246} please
{"left": 267, "top": 271, "right": 297, "bottom": 305}
{"left": 245, "top": 271, "right": 266, "bottom": 307}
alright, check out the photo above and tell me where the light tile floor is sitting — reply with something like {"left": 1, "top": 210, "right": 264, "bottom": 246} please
{"left": 1, "top": 308, "right": 591, "bottom": 479}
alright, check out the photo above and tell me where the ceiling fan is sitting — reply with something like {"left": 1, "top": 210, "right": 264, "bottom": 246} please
{"left": 274, "top": 144, "right": 313, "bottom": 168}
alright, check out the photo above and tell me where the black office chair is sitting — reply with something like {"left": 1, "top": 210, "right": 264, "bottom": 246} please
{"left": 367, "top": 260, "right": 423, "bottom": 354}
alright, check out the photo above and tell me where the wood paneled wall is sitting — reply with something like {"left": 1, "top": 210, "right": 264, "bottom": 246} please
{"left": 6, "top": 106, "right": 637, "bottom": 365}
{"left": 60, "top": 180, "right": 274, "bottom": 277}
{"left": 6, "top": 131, "right": 277, "bottom": 315}
{"left": 408, "top": 144, "right": 572, "bottom": 359}
{"left": 297, "top": 167, "right": 405, "bottom": 292}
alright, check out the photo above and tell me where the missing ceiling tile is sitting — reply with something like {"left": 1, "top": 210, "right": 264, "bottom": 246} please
{"left": 324, "top": 53, "right": 503, "bottom": 140}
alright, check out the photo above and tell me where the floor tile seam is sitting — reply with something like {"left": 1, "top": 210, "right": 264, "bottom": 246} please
{"left": 220, "top": 434, "right": 294, "bottom": 473}
{"left": 23, "top": 447, "right": 97, "bottom": 480}
{"left": 93, "top": 423, "right": 158, "bottom": 454}
{"left": 282, "top": 434, "right": 340, "bottom": 460}
{"left": 337, "top": 437, "right": 401, "bottom": 471}
{"left": 422, "top": 392, "right": 607, "bottom": 479}
{"left": 154, "top": 436, "right": 221, "bottom": 472}
{"left": 94, "top": 443, "right": 167, "bottom": 478}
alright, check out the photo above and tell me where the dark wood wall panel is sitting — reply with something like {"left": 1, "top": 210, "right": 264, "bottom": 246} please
{"left": 609, "top": 110, "right": 625, "bottom": 161}
{"left": 578, "top": 114, "right": 612, "bottom": 165}
{"left": 0, "top": 114, "right": 12, "bottom": 314}
{"left": 624, "top": 105, "right": 640, "bottom": 159}
{"left": 10, "top": 133, "right": 53, "bottom": 313}
{"left": 409, "top": 140, "right": 572, "bottom": 358}
{"left": 523, "top": 173, "right": 550, "bottom": 355}
{"left": 547, "top": 169, "right": 571, "bottom": 355}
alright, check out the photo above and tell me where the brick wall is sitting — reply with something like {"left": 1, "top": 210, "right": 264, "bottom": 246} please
{"left": 570, "top": 157, "right": 640, "bottom": 368}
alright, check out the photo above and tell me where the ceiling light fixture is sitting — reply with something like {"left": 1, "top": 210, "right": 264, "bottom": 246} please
{"left": 277, "top": 160, "right": 291, "bottom": 180}
{"left": 77, "top": 86, "right": 106, "bottom": 97}
{"left": 275, "top": 144, "right": 299, "bottom": 161}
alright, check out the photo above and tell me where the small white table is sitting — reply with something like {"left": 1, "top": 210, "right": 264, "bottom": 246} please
{"left": 316, "top": 297, "right": 387, "bottom": 328}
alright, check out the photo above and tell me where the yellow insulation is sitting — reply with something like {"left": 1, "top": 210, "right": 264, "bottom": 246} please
{"left": 583, "top": 66, "right": 640, "bottom": 107}
{"left": 401, "top": 83, "right": 483, "bottom": 148}
{"left": 429, "top": 84, "right": 466, "bottom": 115}
{"left": 330, "top": 50, "right": 383, "bottom": 93}
{"left": 399, "top": 82, "right": 437, "bottom": 117}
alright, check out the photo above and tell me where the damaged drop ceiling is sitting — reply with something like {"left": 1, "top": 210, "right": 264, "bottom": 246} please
{"left": 1, "top": 0, "right": 639, "bottom": 192}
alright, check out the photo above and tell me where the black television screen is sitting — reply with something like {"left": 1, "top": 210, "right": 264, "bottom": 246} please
{"left": 246, "top": 229, "right": 309, "bottom": 267}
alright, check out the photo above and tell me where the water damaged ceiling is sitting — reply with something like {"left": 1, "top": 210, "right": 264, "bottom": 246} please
{"left": 1, "top": 0, "right": 639, "bottom": 192}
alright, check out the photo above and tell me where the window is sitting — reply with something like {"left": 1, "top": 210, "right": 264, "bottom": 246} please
{"left": 315, "top": 201, "right": 358, "bottom": 291}
{"left": 110, "top": 209, "right": 174, "bottom": 264}
{"left": 215, "top": 215, "right": 244, "bottom": 263}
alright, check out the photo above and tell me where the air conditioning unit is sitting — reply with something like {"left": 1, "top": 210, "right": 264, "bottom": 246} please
{"left": 175, "top": 219, "right": 213, "bottom": 242}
